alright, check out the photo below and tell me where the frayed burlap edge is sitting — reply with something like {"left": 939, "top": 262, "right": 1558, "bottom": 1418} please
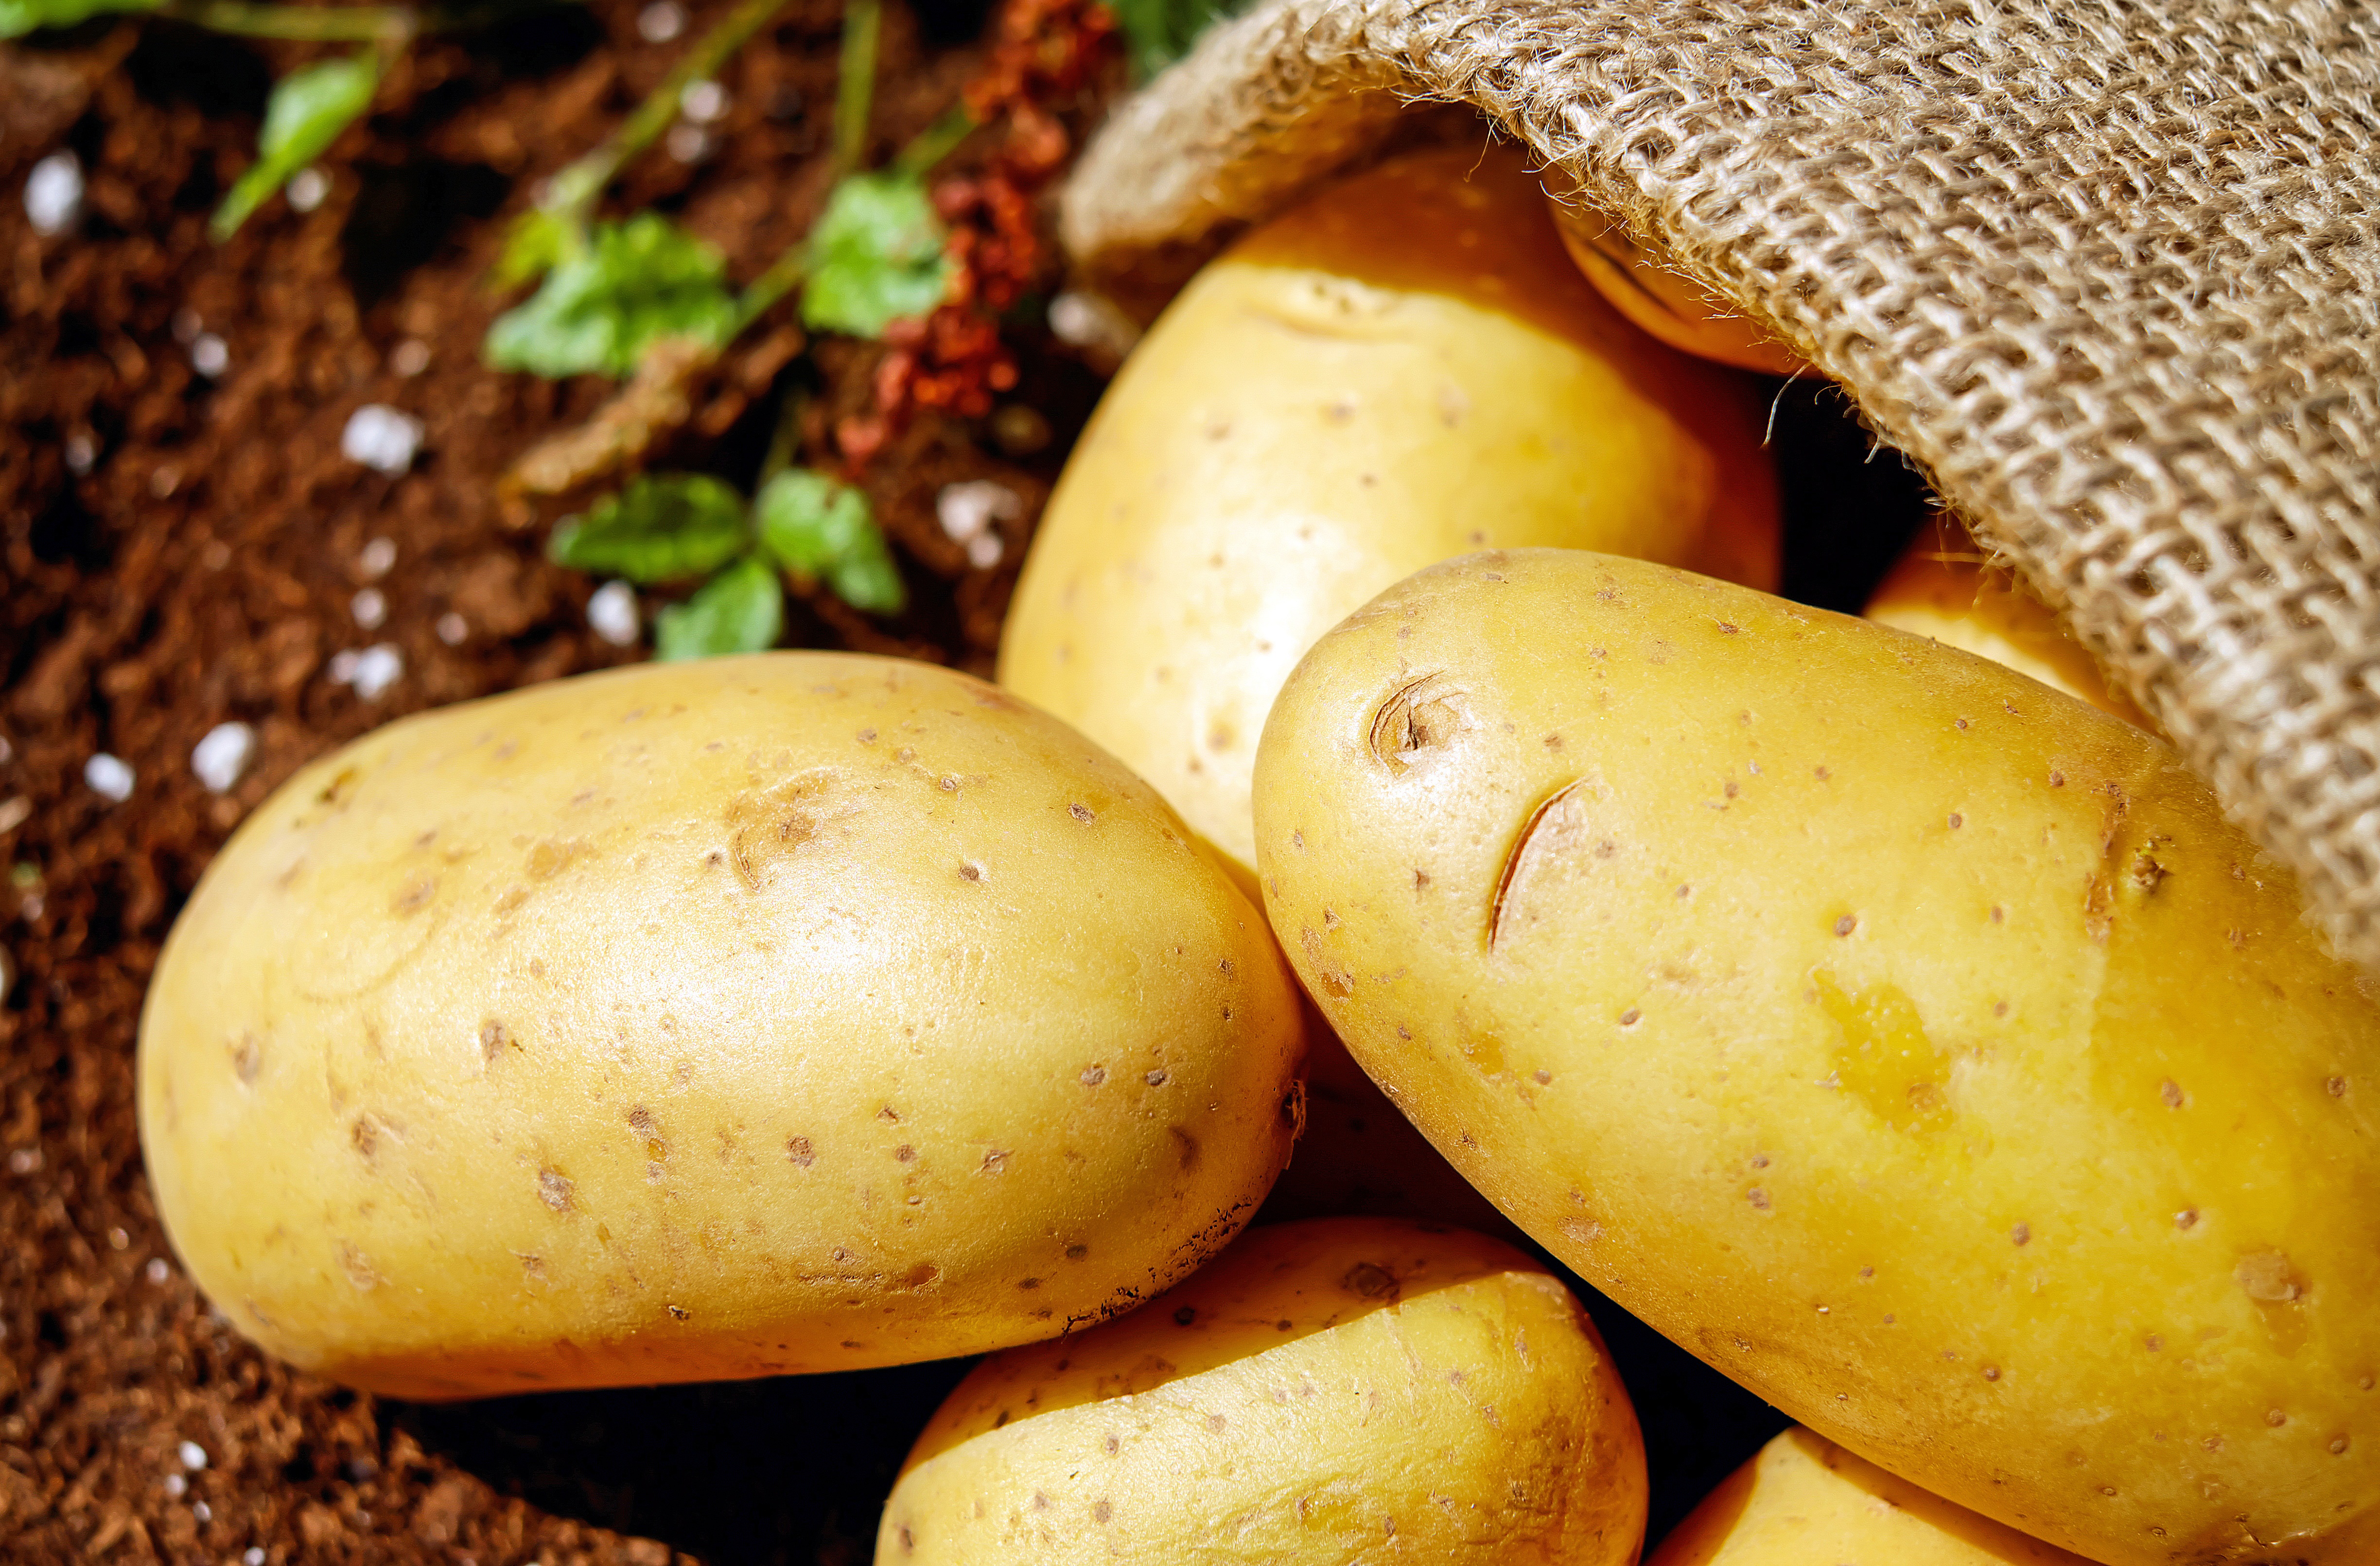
{"left": 1060, "top": 0, "right": 2380, "bottom": 975}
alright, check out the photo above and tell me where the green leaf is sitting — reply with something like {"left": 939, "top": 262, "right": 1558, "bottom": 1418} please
{"left": 655, "top": 557, "right": 784, "bottom": 660}
{"left": 485, "top": 213, "right": 740, "bottom": 379}
{"left": 491, "top": 208, "right": 576, "bottom": 289}
{"left": 548, "top": 473, "right": 752, "bottom": 584}
{"left": 800, "top": 172, "right": 951, "bottom": 339}
{"left": 1106, "top": 0, "right": 1254, "bottom": 78}
{"left": 211, "top": 51, "right": 381, "bottom": 240}
{"left": 755, "top": 468, "right": 907, "bottom": 614}
{"left": 0, "top": 0, "right": 156, "bottom": 37}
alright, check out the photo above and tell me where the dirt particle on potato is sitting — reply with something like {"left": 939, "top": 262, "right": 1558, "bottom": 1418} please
{"left": 2328, "top": 1076, "right": 2350, "bottom": 1098}
{"left": 1170, "top": 1128, "right": 1200, "bottom": 1170}
{"left": 537, "top": 1169, "right": 575, "bottom": 1211}
{"left": 391, "top": 877, "right": 437, "bottom": 914}
{"left": 2162, "top": 1078, "right": 2186, "bottom": 1107}
{"left": 2332, "top": 1437, "right": 2351, "bottom": 1454}
{"left": 901, "top": 1263, "right": 940, "bottom": 1290}
{"left": 479, "top": 1020, "right": 511, "bottom": 1061}
{"left": 1748, "top": 1188, "right": 1771, "bottom": 1210}
{"left": 1983, "top": 1365, "right": 2001, "bottom": 1381}
{"left": 1956, "top": 717, "right": 1970, "bottom": 730}
{"left": 980, "top": 1148, "right": 1007, "bottom": 1174}
{"left": 2176, "top": 1208, "right": 2200, "bottom": 1230}
{"left": 336, "top": 1244, "right": 380, "bottom": 1290}
{"left": 958, "top": 862, "right": 982, "bottom": 882}
{"left": 2237, "top": 1252, "right": 2303, "bottom": 1302}
{"left": 1069, "top": 802, "right": 1095, "bottom": 822}
{"left": 1174, "top": 1306, "right": 1197, "bottom": 1326}
{"left": 1619, "top": 1008, "right": 1641, "bottom": 1026}
{"left": 1065, "top": 1245, "right": 1088, "bottom": 1260}
{"left": 1533, "top": 1069, "right": 1552, "bottom": 1085}
{"left": 1750, "top": 1154, "right": 1770, "bottom": 1169}
{"left": 895, "top": 1145, "right": 916, "bottom": 1163}
{"left": 2147, "top": 1335, "right": 2163, "bottom": 1351}
{"left": 1081, "top": 1065, "right": 1107, "bottom": 1087}
{"left": 788, "top": 1137, "right": 815, "bottom": 1167}
{"left": 1343, "top": 1262, "right": 1398, "bottom": 1300}
{"left": 2012, "top": 1223, "right": 2031, "bottom": 1246}
{"left": 1948, "top": 812, "right": 1963, "bottom": 828}
{"left": 2267, "top": 1409, "right": 2289, "bottom": 1427}
{"left": 666, "top": 1304, "right": 690, "bottom": 1321}
{"left": 231, "top": 1034, "right": 262, "bottom": 1084}
{"left": 1145, "top": 1069, "right": 1169, "bottom": 1086}
{"left": 1834, "top": 914, "right": 1857, "bottom": 937}
{"left": 1018, "top": 1277, "right": 1040, "bottom": 1290}
{"left": 1092, "top": 1499, "right": 1113, "bottom": 1524}
{"left": 878, "top": 1106, "right": 900, "bottom": 1122}
{"left": 2050, "top": 770, "right": 2066, "bottom": 787}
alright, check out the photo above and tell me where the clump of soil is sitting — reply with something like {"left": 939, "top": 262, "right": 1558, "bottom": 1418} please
{"left": 0, "top": 0, "right": 1933, "bottom": 1555}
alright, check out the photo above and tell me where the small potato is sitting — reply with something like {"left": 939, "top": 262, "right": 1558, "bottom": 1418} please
{"left": 1864, "top": 516, "right": 2149, "bottom": 730}
{"left": 877, "top": 1218, "right": 1646, "bottom": 1565}
{"left": 1002, "top": 141, "right": 1779, "bottom": 882}
{"left": 1253, "top": 551, "right": 2380, "bottom": 1565}
{"left": 139, "top": 654, "right": 1305, "bottom": 1398}
{"left": 1648, "top": 1427, "right": 2094, "bottom": 1565}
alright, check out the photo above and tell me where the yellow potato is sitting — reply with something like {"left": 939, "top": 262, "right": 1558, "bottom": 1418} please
{"left": 1649, "top": 1427, "right": 2095, "bottom": 1565}
{"left": 1543, "top": 199, "right": 1810, "bottom": 379}
{"left": 139, "top": 654, "right": 1305, "bottom": 1398}
{"left": 1865, "top": 516, "right": 2150, "bottom": 730}
{"left": 877, "top": 1218, "right": 1646, "bottom": 1565}
{"left": 1252, "top": 550, "right": 2380, "bottom": 1565}
{"left": 1001, "top": 141, "right": 1780, "bottom": 883}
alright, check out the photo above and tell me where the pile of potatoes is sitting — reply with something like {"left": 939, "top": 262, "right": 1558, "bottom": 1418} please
{"left": 139, "top": 144, "right": 2378, "bottom": 1565}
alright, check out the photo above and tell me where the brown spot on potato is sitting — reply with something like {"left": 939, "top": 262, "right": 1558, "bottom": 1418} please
{"left": 391, "top": 878, "right": 437, "bottom": 914}
{"left": 1170, "top": 1127, "right": 1200, "bottom": 1170}
{"left": 1489, "top": 779, "right": 1588, "bottom": 950}
{"left": 666, "top": 1304, "right": 690, "bottom": 1321}
{"left": 479, "top": 1020, "right": 510, "bottom": 1061}
{"left": 1174, "top": 1307, "right": 1197, "bottom": 1326}
{"left": 337, "top": 1244, "right": 381, "bottom": 1290}
{"left": 958, "top": 863, "right": 981, "bottom": 882}
{"left": 2329, "top": 1076, "right": 2350, "bottom": 1098}
{"left": 788, "top": 1136, "right": 815, "bottom": 1167}
{"left": 1343, "top": 1262, "right": 1398, "bottom": 1301}
{"left": 2237, "top": 1252, "right": 2304, "bottom": 1302}
{"left": 1069, "top": 802, "right": 1095, "bottom": 823}
{"left": 2012, "top": 1223, "right": 2031, "bottom": 1246}
{"left": 895, "top": 1144, "right": 915, "bottom": 1162}
{"left": 1144, "top": 1069, "right": 1168, "bottom": 1086}
{"left": 1368, "top": 674, "right": 1462, "bottom": 774}
{"left": 538, "top": 1169, "right": 575, "bottom": 1212}
{"left": 2176, "top": 1208, "right": 2200, "bottom": 1230}
{"left": 1018, "top": 1278, "right": 1040, "bottom": 1290}
{"left": 1081, "top": 1065, "right": 1107, "bottom": 1087}
{"left": 350, "top": 1116, "right": 379, "bottom": 1159}
{"left": 2162, "top": 1079, "right": 2186, "bottom": 1107}
{"left": 1298, "top": 928, "right": 1353, "bottom": 997}
{"left": 980, "top": 1148, "right": 1007, "bottom": 1174}
{"left": 1092, "top": 1500, "right": 1112, "bottom": 1524}
{"left": 1065, "top": 1245, "right": 1088, "bottom": 1260}
{"left": 231, "top": 1034, "right": 262, "bottom": 1084}
{"left": 901, "top": 1263, "right": 941, "bottom": 1290}
{"left": 1834, "top": 914, "right": 1857, "bottom": 937}
{"left": 1748, "top": 1188, "right": 1772, "bottom": 1210}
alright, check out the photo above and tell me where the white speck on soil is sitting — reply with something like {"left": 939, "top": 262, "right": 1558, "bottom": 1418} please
{"left": 0, "top": 797, "right": 28, "bottom": 834}
{"left": 341, "top": 404, "right": 425, "bottom": 474}
{"left": 936, "top": 480, "right": 1022, "bottom": 544}
{"left": 437, "top": 612, "right": 469, "bottom": 646}
{"left": 178, "top": 1439, "right": 208, "bottom": 1471}
{"left": 358, "top": 536, "right": 398, "bottom": 579}
{"left": 24, "top": 152, "right": 83, "bottom": 237}
{"left": 345, "top": 644, "right": 404, "bottom": 700}
{"left": 191, "top": 722, "right": 257, "bottom": 794}
{"left": 665, "top": 123, "right": 711, "bottom": 163}
{"left": 191, "top": 334, "right": 229, "bottom": 378}
{"left": 681, "top": 79, "right": 729, "bottom": 122}
{"left": 637, "top": 0, "right": 684, "bottom": 39}
{"left": 84, "top": 753, "right": 134, "bottom": 803}
{"left": 286, "top": 166, "right": 329, "bottom": 212}
{"left": 351, "top": 587, "right": 387, "bottom": 630}
{"left": 390, "top": 339, "right": 431, "bottom": 377}
{"left": 588, "top": 580, "right": 640, "bottom": 646}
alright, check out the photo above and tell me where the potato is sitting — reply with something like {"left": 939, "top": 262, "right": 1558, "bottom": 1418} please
{"left": 877, "top": 1218, "right": 1646, "bottom": 1564}
{"left": 1001, "top": 141, "right": 1780, "bottom": 883}
{"left": 1542, "top": 198, "right": 1809, "bottom": 379}
{"left": 1865, "top": 516, "right": 2149, "bottom": 730}
{"left": 1252, "top": 550, "right": 2380, "bottom": 1565}
{"left": 1648, "top": 1427, "right": 2094, "bottom": 1565}
{"left": 138, "top": 654, "right": 1306, "bottom": 1399}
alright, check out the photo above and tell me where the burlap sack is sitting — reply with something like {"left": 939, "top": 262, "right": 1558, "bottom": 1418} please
{"left": 1057, "top": 0, "right": 2380, "bottom": 975}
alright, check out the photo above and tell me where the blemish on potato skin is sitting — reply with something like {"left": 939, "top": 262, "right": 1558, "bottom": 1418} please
{"left": 231, "top": 1034, "right": 262, "bottom": 1084}
{"left": 538, "top": 1169, "right": 575, "bottom": 1211}
{"left": 787, "top": 1136, "right": 815, "bottom": 1166}
{"left": 391, "top": 877, "right": 437, "bottom": 914}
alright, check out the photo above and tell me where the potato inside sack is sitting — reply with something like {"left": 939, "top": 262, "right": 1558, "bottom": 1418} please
{"left": 1541, "top": 198, "right": 1810, "bottom": 379}
{"left": 1648, "top": 1427, "right": 2094, "bottom": 1565}
{"left": 1865, "top": 515, "right": 2151, "bottom": 731}
{"left": 877, "top": 1217, "right": 1647, "bottom": 1565}
{"left": 137, "top": 654, "right": 1305, "bottom": 1399}
{"left": 1253, "top": 550, "right": 2380, "bottom": 1565}
{"left": 1000, "top": 140, "right": 1781, "bottom": 886}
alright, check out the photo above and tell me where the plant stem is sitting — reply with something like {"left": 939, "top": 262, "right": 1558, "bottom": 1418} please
{"left": 831, "top": 0, "right": 880, "bottom": 179}
{"left": 756, "top": 389, "right": 808, "bottom": 487}
{"left": 892, "top": 103, "right": 976, "bottom": 179}
{"left": 542, "top": 0, "right": 800, "bottom": 222}
{"left": 733, "top": 246, "right": 808, "bottom": 328}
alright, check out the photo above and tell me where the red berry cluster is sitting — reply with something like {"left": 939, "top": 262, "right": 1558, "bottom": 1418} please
{"left": 837, "top": 0, "right": 1118, "bottom": 466}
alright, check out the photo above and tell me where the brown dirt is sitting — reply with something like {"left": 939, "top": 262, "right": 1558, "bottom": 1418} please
{"left": 0, "top": 0, "right": 1933, "bottom": 1556}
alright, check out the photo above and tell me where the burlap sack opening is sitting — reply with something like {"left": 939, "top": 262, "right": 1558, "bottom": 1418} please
{"left": 1057, "top": 0, "right": 2380, "bottom": 976}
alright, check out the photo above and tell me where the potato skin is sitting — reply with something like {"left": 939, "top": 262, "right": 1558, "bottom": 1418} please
{"left": 877, "top": 1218, "right": 1646, "bottom": 1565}
{"left": 139, "top": 654, "right": 1304, "bottom": 1398}
{"left": 1252, "top": 551, "right": 2380, "bottom": 1565}
{"left": 1649, "top": 1427, "right": 2094, "bottom": 1565}
{"left": 1865, "top": 516, "right": 2150, "bottom": 730}
{"left": 1542, "top": 199, "right": 1809, "bottom": 379}
{"left": 1000, "top": 142, "right": 1779, "bottom": 880}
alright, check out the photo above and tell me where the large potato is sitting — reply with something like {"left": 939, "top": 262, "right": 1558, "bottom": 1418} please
{"left": 1001, "top": 141, "right": 1779, "bottom": 882}
{"left": 877, "top": 1218, "right": 1646, "bottom": 1564}
{"left": 1649, "top": 1427, "right": 2094, "bottom": 1565}
{"left": 1252, "top": 550, "right": 2380, "bottom": 1565}
{"left": 139, "top": 654, "right": 1305, "bottom": 1398}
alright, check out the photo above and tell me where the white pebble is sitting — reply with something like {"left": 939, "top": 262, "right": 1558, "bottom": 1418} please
{"left": 245, "top": 1547, "right": 266, "bottom": 1565}
{"left": 348, "top": 644, "right": 403, "bottom": 700}
{"left": 389, "top": 339, "right": 430, "bottom": 378}
{"left": 145, "top": 1256, "right": 170, "bottom": 1285}
{"left": 191, "top": 334, "right": 229, "bottom": 379}
{"left": 84, "top": 753, "right": 134, "bottom": 803}
{"left": 0, "top": 796, "right": 28, "bottom": 834}
{"left": 192, "top": 1500, "right": 211, "bottom": 1523}
{"left": 966, "top": 531, "right": 1005, "bottom": 570}
{"left": 341, "top": 404, "right": 424, "bottom": 475}
{"left": 24, "top": 152, "right": 84, "bottom": 238}
{"left": 163, "top": 1473, "right": 187, "bottom": 1498}
{"left": 63, "top": 433, "right": 96, "bottom": 474}
{"left": 5, "top": 1148, "right": 37, "bottom": 1175}
{"left": 1048, "top": 290, "right": 1142, "bottom": 358}
{"left": 436, "top": 612, "right": 468, "bottom": 646}
{"left": 587, "top": 580, "right": 640, "bottom": 646}
{"left": 285, "top": 166, "right": 329, "bottom": 212}
{"left": 327, "top": 648, "right": 361, "bottom": 684}
{"left": 665, "top": 124, "right": 710, "bottom": 165}
{"left": 178, "top": 1440, "right": 208, "bottom": 1471}
{"left": 935, "top": 480, "right": 1023, "bottom": 543}
{"left": 351, "top": 587, "right": 387, "bottom": 630}
{"left": 190, "top": 722, "right": 257, "bottom": 794}
{"left": 680, "top": 80, "right": 729, "bottom": 123}
{"left": 358, "top": 535, "right": 397, "bottom": 578}
{"left": 636, "top": 0, "right": 684, "bottom": 39}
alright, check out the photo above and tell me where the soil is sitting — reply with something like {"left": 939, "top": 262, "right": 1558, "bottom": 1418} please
{"left": 0, "top": 0, "right": 1936, "bottom": 1558}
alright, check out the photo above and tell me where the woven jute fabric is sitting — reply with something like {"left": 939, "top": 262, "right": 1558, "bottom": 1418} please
{"left": 1060, "top": 0, "right": 2380, "bottom": 974}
